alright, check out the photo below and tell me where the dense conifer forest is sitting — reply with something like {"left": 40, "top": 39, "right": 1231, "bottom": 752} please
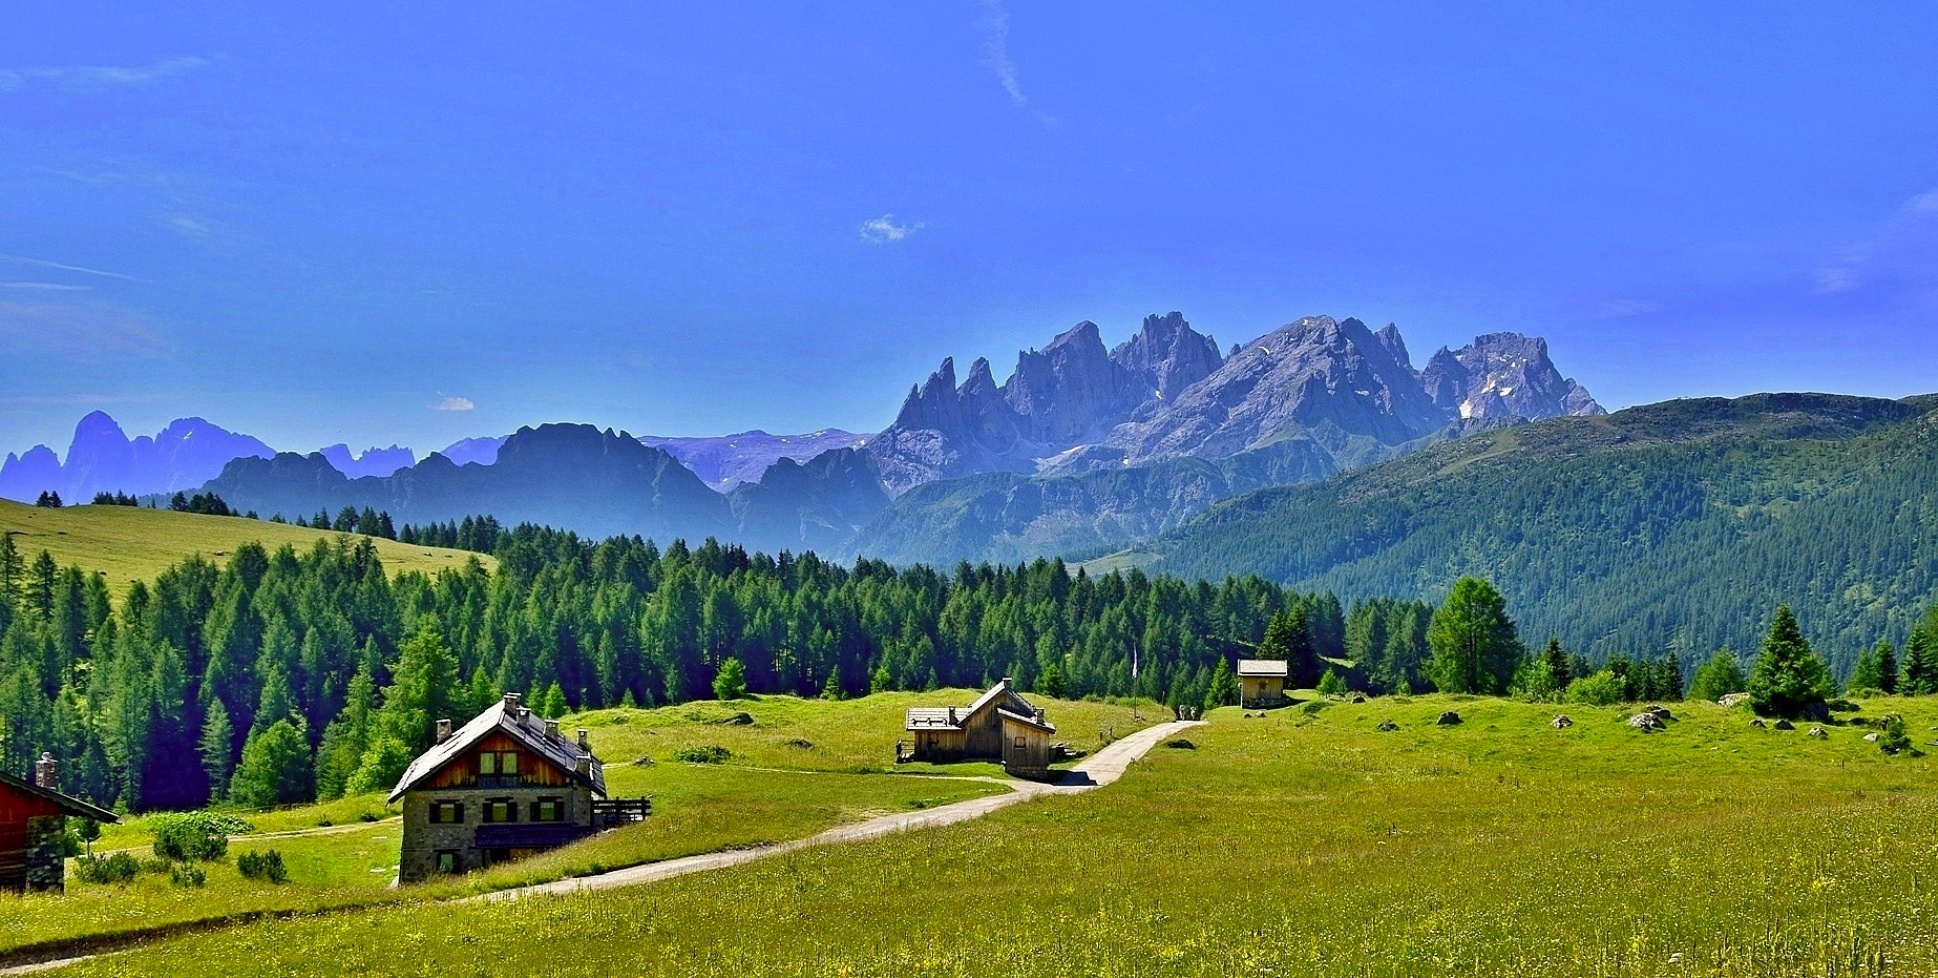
{"left": 0, "top": 524, "right": 1434, "bottom": 811}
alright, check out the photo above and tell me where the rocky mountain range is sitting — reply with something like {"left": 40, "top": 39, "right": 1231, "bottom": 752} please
{"left": 134, "top": 311, "right": 1599, "bottom": 564}
{"left": 0, "top": 412, "right": 275, "bottom": 501}
{"left": 318, "top": 444, "right": 417, "bottom": 479}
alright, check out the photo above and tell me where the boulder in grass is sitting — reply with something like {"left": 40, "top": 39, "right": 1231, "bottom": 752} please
{"left": 1627, "top": 712, "right": 1665, "bottom": 733}
{"left": 1773, "top": 719, "right": 1795, "bottom": 731}
{"left": 1644, "top": 705, "right": 1675, "bottom": 721}
{"left": 1376, "top": 719, "right": 1400, "bottom": 732}
{"left": 1863, "top": 732, "right": 1880, "bottom": 743}
{"left": 1807, "top": 726, "right": 1827, "bottom": 738}
{"left": 1750, "top": 718, "right": 1766, "bottom": 729}
{"left": 1350, "top": 695, "right": 1367, "bottom": 704}
{"left": 1551, "top": 715, "right": 1574, "bottom": 729}
{"left": 1718, "top": 693, "right": 1753, "bottom": 708}
{"left": 1436, "top": 711, "right": 1462, "bottom": 726}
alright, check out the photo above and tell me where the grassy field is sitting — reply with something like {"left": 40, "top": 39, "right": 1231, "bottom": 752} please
{"left": 2, "top": 690, "right": 1130, "bottom": 960}
{"left": 576, "top": 689, "right": 1163, "bottom": 777}
{"left": 50, "top": 694, "right": 1938, "bottom": 977}
{"left": 0, "top": 498, "right": 491, "bottom": 598}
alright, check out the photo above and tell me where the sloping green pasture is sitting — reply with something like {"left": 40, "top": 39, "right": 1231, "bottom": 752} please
{"left": 63, "top": 695, "right": 1938, "bottom": 978}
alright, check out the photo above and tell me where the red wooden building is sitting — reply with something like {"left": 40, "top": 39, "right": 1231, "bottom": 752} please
{"left": 1, "top": 753, "right": 118, "bottom": 893}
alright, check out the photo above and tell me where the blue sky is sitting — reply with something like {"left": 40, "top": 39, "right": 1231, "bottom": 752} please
{"left": 2, "top": 3, "right": 1936, "bottom": 455}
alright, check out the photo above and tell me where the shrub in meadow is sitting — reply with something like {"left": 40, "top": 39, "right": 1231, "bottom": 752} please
{"left": 673, "top": 745, "right": 733, "bottom": 764}
{"left": 237, "top": 849, "right": 290, "bottom": 883}
{"left": 150, "top": 811, "right": 240, "bottom": 862}
{"left": 74, "top": 852, "right": 141, "bottom": 885}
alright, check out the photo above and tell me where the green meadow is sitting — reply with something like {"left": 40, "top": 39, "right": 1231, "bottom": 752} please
{"left": 40, "top": 694, "right": 1938, "bottom": 978}
{"left": 0, "top": 695, "right": 1038, "bottom": 961}
{"left": 0, "top": 499, "right": 490, "bottom": 599}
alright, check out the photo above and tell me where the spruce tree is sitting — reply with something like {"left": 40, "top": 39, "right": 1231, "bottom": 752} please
{"left": 1747, "top": 605, "right": 1830, "bottom": 719}
{"left": 1689, "top": 648, "right": 1747, "bottom": 702}
{"left": 1203, "top": 658, "right": 1236, "bottom": 711}
{"left": 197, "top": 700, "right": 235, "bottom": 802}
{"left": 1540, "top": 638, "right": 1571, "bottom": 693}
{"left": 712, "top": 658, "right": 749, "bottom": 701}
{"left": 229, "top": 718, "right": 314, "bottom": 807}
{"left": 1849, "top": 642, "right": 1885, "bottom": 693}
{"left": 1905, "top": 613, "right": 1938, "bottom": 695}
{"left": 1877, "top": 639, "right": 1899, "bottom": 695}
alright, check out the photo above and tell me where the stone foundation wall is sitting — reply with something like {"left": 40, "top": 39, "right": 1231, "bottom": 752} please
{"left": 24, "top": 815, "right": 67, "bottom": 892}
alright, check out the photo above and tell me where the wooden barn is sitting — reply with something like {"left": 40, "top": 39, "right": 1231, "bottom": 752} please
{"left": 903, "top": 679, "right": 1057, "bottom": 780}
{"left": 1237, "top": 659, "right": 1291, "bottom": 708}
{"left": 1, "top": 753, "right": 118, "bottom": 894}
{"left": 389, "top": 693, "right": 648, "bottom": 883}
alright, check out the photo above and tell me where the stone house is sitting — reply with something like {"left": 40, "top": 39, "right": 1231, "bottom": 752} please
{"left": 388, "top": 693, "right": 646, "bottom": 883}
{"left": 903, "top": 679, "right": 1057, "bottom": 780}
{"left": 1, "top": 753, "right": 118, "bottom": 893}
{"left": 1237, "top": 659, "right": 1291, "bottom": 708}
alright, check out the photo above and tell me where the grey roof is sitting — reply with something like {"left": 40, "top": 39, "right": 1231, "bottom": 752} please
{"left": 905, "top": 680, "right": 1043, "bottom": 732}
{"left": 997, "top": 708, "right": 1056, "bottom": 734}
{"left": 388, "top": 697, "right": 606, "bottom": 804}
{"left": 0, "top": 769, "right": 119, "bottom": 823}
{"left": 1236, "top": 659, "right": 1289, "bottom": 678}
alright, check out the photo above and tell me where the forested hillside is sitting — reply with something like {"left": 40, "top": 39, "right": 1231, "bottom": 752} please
{"left": 0, "top": 522, "right": 1432, "bottom": 812}
{"left": 1141, "top": 393, "right": 1938, "bottom": 668}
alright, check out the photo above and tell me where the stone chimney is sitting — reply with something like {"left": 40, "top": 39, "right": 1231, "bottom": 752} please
{"left": 545, "top": 719, "right": 561, "bottom": 740}
{"left": 434, "top": 719, "right": 453, "bottom": 745}
{"left": 575, "top": 753, "right": 592, "bottom": 775}
{"left": 577, "top": 728, "right": 589, "bottom": 750}
{"left": 947, "top": 707, "right": 957, "bottom": 725}
{"left": 1001, "top": 677, "right": 1012, "bottom": 690}
{"left": 1034, "top": 708, "right": 1046, "bottom": 725}
{"left": 503, "top": 692, "right": 522, "bottom": 709}
{"left": 34, "top": 752, "right": 58, "bottom": 791}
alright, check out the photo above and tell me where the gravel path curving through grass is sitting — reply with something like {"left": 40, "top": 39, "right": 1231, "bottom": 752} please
{"left": 474, "top": 718, "right": 1202, "bottom": 902}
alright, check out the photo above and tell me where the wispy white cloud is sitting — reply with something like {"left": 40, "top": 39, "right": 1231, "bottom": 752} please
{"left": 1815, "top": 186, "right": 1938, "bottom": 297}
{"left": 0, "top": 56, "right": 209, "bottom": 92}
{"left": 859, "top": 214, "right": 923, "bottom": 244}
{"left": 0, "top": 299, "right": 172, "bottom": 357}
{"left": 980, "top": 0, "right": 1027, "bottom": 106}
{"left": 0, "top": 253, "right": 140, "bottom": 282}
{"left": 0, "top": 282, "right": 92, "bottom": 292}
{"left": 432, "top": 395, "right": 475, "bottom": 412}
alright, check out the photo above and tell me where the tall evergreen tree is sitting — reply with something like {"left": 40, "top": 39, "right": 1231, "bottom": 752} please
{"left": 1204, "top": 657, "right": 1237, "bottom": 710}
{"left": 1689, "top": 648, "right": 1747, "bottom": 702}
{"left": 198, "top": 699, "right": 235, "bottom": 802}
{"left": 1427, "top": 577, "right": 1522, "bottom": 695}
{"left": 229, "top": 718, "right": 313, "bottom": 808}
{"left": 1747, "top": 605, "right": 1830, "bottom": 719}
{"left": 379, "top": 622, "right": 460, "bottom": 752}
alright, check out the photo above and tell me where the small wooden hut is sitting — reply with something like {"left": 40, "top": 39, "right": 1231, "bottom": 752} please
{"left": 1237, "top": 659, "right": 1291, "bottom": 708}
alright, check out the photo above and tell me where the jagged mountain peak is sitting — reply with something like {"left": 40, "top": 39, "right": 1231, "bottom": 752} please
{"left": 1423, "top": 331, "right": 1604, "bottom": 420}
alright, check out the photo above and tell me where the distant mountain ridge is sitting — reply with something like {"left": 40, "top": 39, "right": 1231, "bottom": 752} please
{"left": 168, "top": 311, "right": 1599, "bottom": 565}
{"left": 0, "top": 412, "right": 276, "bottom": 501}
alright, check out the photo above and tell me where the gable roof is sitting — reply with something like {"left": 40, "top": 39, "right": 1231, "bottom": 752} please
{"left": 0, "top": 769, "right": 119, "bottom": 823}
{"left": 388, "top": 697, "right": 606, "bottom": 804}
{"left": 997, "top": 708, "right": 1056, "bottom": 734}
{"left": 1236, "top": 659, "right": 1289, "bottom": 678}
{"left": 905, "top": 680, "right": 1042, "bottom": 732}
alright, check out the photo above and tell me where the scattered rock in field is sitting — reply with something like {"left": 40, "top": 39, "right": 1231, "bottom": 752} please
{"left": 1863, "top": 732, "right": 1880, "bottom": 743}
{"left": 1551, "top": 715, "right": 1574, "bottom": 729}
{"left": 1644, "top": 704, "right": 1675, "bottom": 721}
{"left": 1773, "top": 719, "right": 1795, "bottom": 731}
{"left": 716, "top": 712, "right": 755, "bottom": 726}
{"left": 783, "top": 738, "right": 813, "bottom": 749}
{"left": 1436, "top": 711, "right": 1462, "bottom": 726}
{"left": 1750, "top": 719, "right": 1766, "bottom": 728}
{"left": 1164, "top": 738, "right": 1197, "bottom": 750}
{"left": 1807, "top": 726, "right": 1827, "bottom": 738}
{"left": 1376, "top": 719, "right": 1400, "bottom": 732}
{"left": 634, "top": 755, "right": 657, "bottom": 766}
{"left": 1718, "top": 693, "right": 1752, "bottom": 708}
{"left": 1627, "top": 712, "right": 1665, "bottom": 733}
{"left": 1350, "top": 695, "right": 1367, "bottom": 704}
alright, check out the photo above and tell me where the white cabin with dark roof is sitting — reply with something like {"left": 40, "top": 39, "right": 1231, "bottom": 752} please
{"left": 903, "top": 679, "right": 1056, "bottom": 780}
{"left": 389, "top": 692, "right": 647, "bottom": 883}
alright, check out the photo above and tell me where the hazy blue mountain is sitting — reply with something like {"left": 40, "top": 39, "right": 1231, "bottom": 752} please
{"left": 318, "top": 444, "right": 417, "bottom": 479}
{"left": 436, "top": 435, "right": 508, "bottom": 467}
{"left": 640, "top": 429, "right": 867, "bottom": 491}
{"left": 0, "top": 412, "right": 275, "bottom": 501}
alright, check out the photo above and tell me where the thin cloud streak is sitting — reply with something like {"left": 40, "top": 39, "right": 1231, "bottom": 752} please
{"left": 980, "top": 0, "right": 1027, "bottom": 106}
{"left": 1816, "top": 186, "right": 1938, "bottom": 297}
{"left": 0, "top": 299, "right": 172, "bottom": 357}
{"left": 0, "top": 253, "right": 142, "bottom": 282}
{"left": 0, "top": 56, "right": 210, "bottom": 92}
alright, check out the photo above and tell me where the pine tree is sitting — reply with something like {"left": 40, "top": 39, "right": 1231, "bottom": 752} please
{"left": 537, "top": 682, "right": 568, "bottom": 718}
{"left": 1877, "top": 639, "right": 1899, "bottom": 695}
{"left": 229, "top": 718, "right": 314, "bottom": 807}
{"left": 1316, "top": 668, "right": 1346, "bottom": 697}
{"left": 1747, "top": 605, "right": 1830, "bottom": 719}
{"left": 1540, "top": 638, "right": 1570, "bottom": 692}
{"left": 1849, "top": 642, "right": 1886, "bottom": 693}
{"left": 712, "top": 658, "right": 749, "bottom": 701}
{"left": 1427, "top": 577, "right": 1522, "bottom": 695}
{"left": 0, "top": 533, "right": 22, "bottom": 614}
{"left": 1204, "top": 658, "right": 1236, "bottom": 711}
{"left": 1689, "top": 648, "right": 1748, "bottom": 702}
{"left": 379, "top": 622, "right": 460, "bottom": 752}
{"left": 197, "top": 700, "right": 235, "bottom": 802}
{"left": 1904, "top": 612, "right": 1938, "bottom": 695}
